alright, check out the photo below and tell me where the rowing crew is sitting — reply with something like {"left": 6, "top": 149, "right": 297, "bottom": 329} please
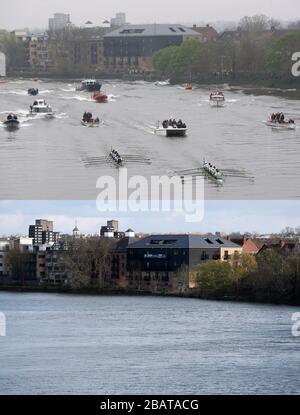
{"left": 203, "top": 160, "right": 223, "bottom": 181}
{"left": 110, "top": 149, "right": 123, "bottom": 166}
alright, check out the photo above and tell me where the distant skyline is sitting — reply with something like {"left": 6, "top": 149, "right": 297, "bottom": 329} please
{"left": 0, "top": 200, "right": 300, "bottom": 236}
{"left": 0, "top": 0, "right": 300, "bottom": 30}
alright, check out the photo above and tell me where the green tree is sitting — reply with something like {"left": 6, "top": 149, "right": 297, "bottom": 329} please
{"left": 267, "top": 32, "right": 300, "bottom": 80}
{"left": 152, "top": 39, "right": 205, "bottom": 82}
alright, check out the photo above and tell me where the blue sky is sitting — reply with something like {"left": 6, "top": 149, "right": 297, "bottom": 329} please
{"left": 0, "top": 200, "right": 299, "bottom": 235}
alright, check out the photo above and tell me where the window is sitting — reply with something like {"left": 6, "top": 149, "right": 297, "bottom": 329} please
{"left": 120, "top": 29, "right": 145, "bottom": 34}
{"left": 216, "top": 239, "right": 225, "bottom": 245}
{"left": 178, "top": 27, "right": 186, "bottom": 32}
{"left": 169, "top": 27, "right": 177, "bottom": 32}
{"left": 201, "top": 252, "right": 209, "bottom": 261}
{"left": 150, "top": 239, "right": 177, "bottom": 246}
{"left": 224, "top": 251, "right": 229, "bottom": 260}
{"left": 205, "top": 238, "right": 214, "bottom": 245}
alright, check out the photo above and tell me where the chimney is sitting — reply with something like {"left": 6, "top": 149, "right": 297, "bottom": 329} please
{"left": 206, "top": 24, "right": 210, "bottom": 28}
{"left": 193, "top": 24, "right": 197, "bottom": 29}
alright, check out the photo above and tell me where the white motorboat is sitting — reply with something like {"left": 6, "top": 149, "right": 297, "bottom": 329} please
{"left": 81, "top": 118, "right": 101, "bottom": 127}
{"left": 203, "top": 159, "right": 224, "bottom": 182}
{"left": 265, "top": 118, "right": 296, "bottom": 130}
{"left": 155, "top": 80, "right": 170, "bottom": 86}
{"left": 155, "top": 119, "right": 187, "bottom": 137}
{"left": 76, "top": 79, "right": 102, "bottom": 92}
{"left": 29, "top": 99, "right": 54, "bottom": 118}
{"left": 3, "top": 114, "right": 20, "bottom": 130}
{"left": 210, "top": 91, "right": 225, "bottom": 107}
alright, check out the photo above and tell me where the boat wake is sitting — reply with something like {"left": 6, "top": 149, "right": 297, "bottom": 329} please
{"left": 107, "top": 94, "right": 119, "bottom": 102}
{"left": 60, "top": 95, "right": 93, "bottom": 102}
{"left": 38, "top": 90, "right": 53, "bottom": 95}
{"left": 60, "top": 87, "right": 75, "bottom": 92}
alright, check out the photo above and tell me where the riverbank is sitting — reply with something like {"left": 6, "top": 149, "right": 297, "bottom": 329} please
{"left": 1, "top": 284, "right": 299, "bottom": 307}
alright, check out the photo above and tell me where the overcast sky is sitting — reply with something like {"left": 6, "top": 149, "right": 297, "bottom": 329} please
{"left": 0, "top": 0, "right": 300, "bottom": 30}
{"left": 0, "top": 200, "right": 299, "bottom": 235}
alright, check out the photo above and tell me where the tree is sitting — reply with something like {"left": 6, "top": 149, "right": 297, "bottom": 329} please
{"left": 239, "top": 15, "right": 270, "bottom": 32}
{"left": 152, "top": 39, "right": 206, "bottom": 82}
{"left": 62, "top": 236, "right": 114, "bottom": 290}
{"left": 267, "top": 32, "right": 300, "bottom": 80}
{"left": 193, "top": 260, "right": 233, "bottom": 295}
{"left": 192, "top": 254, "right": 257, "bottom": 297}
{"left": 0, "top": 34, "right": 27, "bottom": 69}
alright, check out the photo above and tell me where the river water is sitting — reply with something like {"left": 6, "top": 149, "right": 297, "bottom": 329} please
{"left": 0, "top": 79, "right": 300, "bottom": 200}
{"left": 0, "top": 292, "right": 299, "bottom": 395}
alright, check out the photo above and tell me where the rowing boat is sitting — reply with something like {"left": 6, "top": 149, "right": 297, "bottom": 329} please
{"left": 109, "top": 150, "right": 124, "bottom": 166}
{"left": 203, "top": 159, "right": 224, "bottom": 182}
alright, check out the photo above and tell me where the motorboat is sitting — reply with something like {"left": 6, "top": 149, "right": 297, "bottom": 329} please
{"left": 81, "top": 117, "right": 101, "bottom": 127}
{"left": 109, "top": 149, "right": 124, "bottom": 166}
{"left": 76, "top": 79, "right": 102, "bottom": 92}
{"left": 28, "top": 88, "right": 39, "bottom": 96}
{"left": 265, "top": 114, "right": 296, "bottom": 130}
{"left": 3, "top": 114, "right": 20, "bottom": 130}
{"left": 155, "top": 80, "right": 170, "bottom": 86}
{"left": 92, "top": 91, "right": 108, "bottom": 103}
{"left": 155, "top": 119, "right": 187, "bottom": 137}
{"left": 203, "top": 158, "right": 224, "bottom": 182}
{"left": 210, "top": 91, "right": 225, "bottom": 107}
{"left": 29, "top": 99, "right": 54, "bottom": 117}
{"left": 183, "top": 83, "right": 193, "bottom": 90}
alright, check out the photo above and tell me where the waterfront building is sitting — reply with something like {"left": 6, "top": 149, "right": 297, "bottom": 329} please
{"left": 109, "top": 230, "right": 137, "bottom": 288}
{"left": 100, "top": 220, "right": 122, "bottom": 238}
{"left": 189, "top": 24, "right": 218, "bottom": 42}
{"left": 49, "top": 13, "right": 71, "bottom": 31}
{"left": 28, "top": 219, "right": 59, "bottom": 245}
{"left": 44, "top": 247, "right": 68, "bottom": 285}
{"left": 11, "top": 237, "right": 33, "bottom": 252}
{"left": 103, "top": 24, "right": 201, "bottom": 72}
{"left": 0, "top": 239, "right": 10, "bottom": 278}
{"left": 127, "top": 235, "right": 242, "bottom": 291}
{"left": 29, "top": 33, "right": 55, "bottom": 72}
{"left": 110, "top": 12, "right": 127, "bottom": 28}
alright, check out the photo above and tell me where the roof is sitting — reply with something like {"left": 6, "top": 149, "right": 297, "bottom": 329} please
{"left": 113, "top": 237, "right": 139, "bottom": 252}
{"left": 190, "top": 25, "right": 218, "bottom": 40}
{"left": 104, "top": 24, "right": 201, "bottom": 38}
{"left": 128, "top": 235, "right": 241, "bottom": 250}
